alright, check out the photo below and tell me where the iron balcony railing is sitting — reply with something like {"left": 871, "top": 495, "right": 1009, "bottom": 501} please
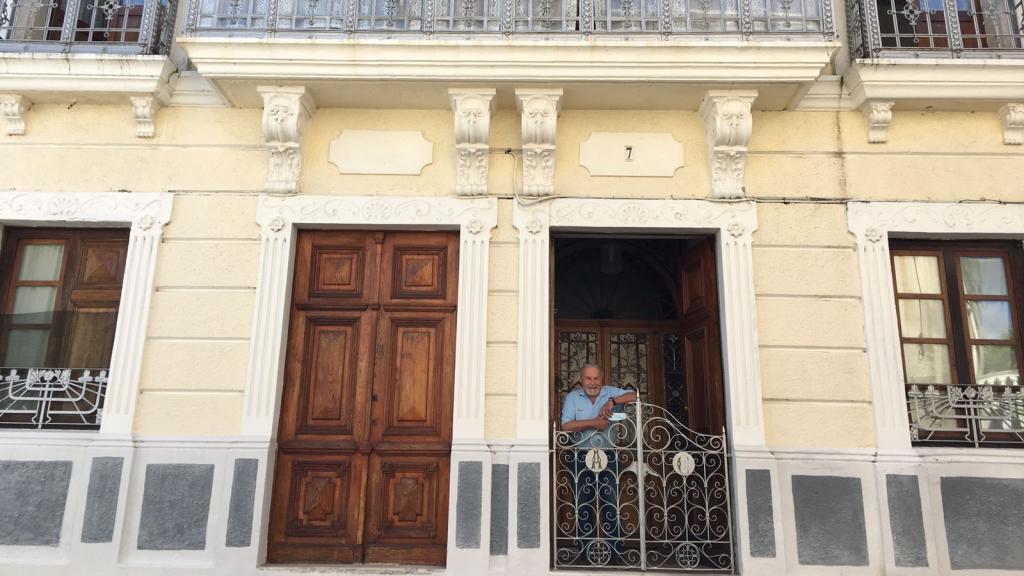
{"left": 908, "top": 376, "right": 1024, "bottom": 447}
{"left": 0, "top": 0, "right": 174, "bottom": 53}
{"left": 847, "top": 0, "right": 1024, "bottom": 57}
{"left": 183, "top": 0, "right": 835, "bottom": 39}
{"left": 0, "top": 367, "right": 108, "bottom": 430}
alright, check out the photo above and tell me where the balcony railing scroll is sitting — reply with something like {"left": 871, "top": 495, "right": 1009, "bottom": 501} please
{"left": 0, "top": 367, "right": 107, "bottom": 430}
{"left": 0, "top": 0, "right": 175, "bottom": 53}
{"left": 183, "top": 0, "right": 835, "bottom": 39}
{"left": 908, "top": 376, "right": 1024, "bottom": 447}
{"left": 848, "top": 0, "right": 1024, "bottom": 56}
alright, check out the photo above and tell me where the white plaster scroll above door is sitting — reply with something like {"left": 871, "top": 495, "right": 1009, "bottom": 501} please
{"left": 579, "top": 132, "right": 684, "bottom": 177}
{"left": 328, "top": 130, "right": 434, "bottom": 175}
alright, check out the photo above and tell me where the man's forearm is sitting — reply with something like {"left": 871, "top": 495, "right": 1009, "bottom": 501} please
{"left": 613, "top": 391, "right": 638, "bottom": 405}
{"left": 562, "top": 418, "right": 601, "bottom": 432}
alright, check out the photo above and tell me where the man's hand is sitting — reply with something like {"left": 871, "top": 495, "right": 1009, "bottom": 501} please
{"left": 592, "top": 416, "right": 611, "bottom": 431}
{"left": 599, "top": 399, "right": 615, "bottom": 418}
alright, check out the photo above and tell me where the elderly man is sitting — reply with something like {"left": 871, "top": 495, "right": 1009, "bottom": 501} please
{"left": 561, "top": 363, "right": 637, "bottom": 440}
{"left": 560, "top": 363, "right": 637, "bottom": 563}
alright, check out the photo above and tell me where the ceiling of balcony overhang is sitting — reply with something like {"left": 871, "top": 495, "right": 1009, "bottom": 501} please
{"left": 208, "top": 79, "right": 813, "bottom": 110}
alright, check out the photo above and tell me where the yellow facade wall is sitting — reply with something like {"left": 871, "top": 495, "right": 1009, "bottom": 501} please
{"left": 5, "top": 102, "right": 1022, "bottom": 446}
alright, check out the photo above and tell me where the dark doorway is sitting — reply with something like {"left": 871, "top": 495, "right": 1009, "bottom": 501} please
{"left": 550, "top": 234, "right": 734, "bottom": 572}
{"left": 551, "top": 235, "right": 726, "bottom": 435}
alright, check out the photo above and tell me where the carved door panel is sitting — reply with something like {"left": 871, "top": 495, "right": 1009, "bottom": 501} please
{"left": 363, "top": 232, "right": 457, "bottom": 564}
{"left": 678, "top": 238, "right": 725, "bottom": 435}
{"left": 269, "top": 230, "right": 456, "bottom": 566}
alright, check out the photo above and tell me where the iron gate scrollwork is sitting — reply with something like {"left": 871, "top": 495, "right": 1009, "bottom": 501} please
{"left": 552, "top": 401, "right": 733, "bottom": 572}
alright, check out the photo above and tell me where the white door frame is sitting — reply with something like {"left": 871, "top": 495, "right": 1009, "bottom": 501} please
{"left": 510, "top": 197, "right": 771, "bottom": 574}
{"left": 245, "top": 194, "right": 498, "bottom": 571}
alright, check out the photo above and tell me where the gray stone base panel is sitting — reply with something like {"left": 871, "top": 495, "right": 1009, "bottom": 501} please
{"left": 1, "top": 442, "right": 1024, "bottom": 575}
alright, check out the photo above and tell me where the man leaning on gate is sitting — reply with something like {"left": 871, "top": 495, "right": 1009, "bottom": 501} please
{"left": 560, "top": 363, "right": 637, "bottom": 564}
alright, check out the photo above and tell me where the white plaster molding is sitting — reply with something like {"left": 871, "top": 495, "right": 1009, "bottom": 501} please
{"left": 130, "top": 96, "right": 161, "bottom": 139}
{"left": 0, "top": 192, "right": 173, "bottom": 435}
{"left": 450, "top": 88, "right": 496, "bottom": 197}
{"left": 0, "top": 54, "right": 175, "bottom": 105}
{"left": 862, "top": 100, "right": 894, "bottom": 144}
{"left": 578, "top": 132, "right": 684, "bottom": 177}
{"left": 513, "top": 198, "right": 765, "bottom": 446}
{"left": 998, "top": 103, "right": 1024, "bottom": 145}
{"left": 848, "top": 201, "right": 1024, "bottom": 452}
{"left": 515, "top": 89, "right": 562, "bottom": 197}
{"left": 844, "top": 59, "right": 1024, "bottom": 110}
{"left": 179, "top": 39, "right": 838, "bottom": 88}
{"left": 0, "top": 94, "right": 29, "bottom": 136}
{"left": 246, "top": 195, "right": 498, "bottom": 439}
{"left": 328, "top": 130, "right": 433, "bottom": 175}
{"left": 257, "top": 86, "right": 317, "bottom": 195}
{"left": 699, "top": 91, "right": 756, "bottom": 199}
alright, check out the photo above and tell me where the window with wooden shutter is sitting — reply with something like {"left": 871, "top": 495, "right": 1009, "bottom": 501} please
{"left": 891, "top": 240, "right": 1024, "bottom": 447}
{"left": 0, "top": 227, "right": 129, "bottom": 429}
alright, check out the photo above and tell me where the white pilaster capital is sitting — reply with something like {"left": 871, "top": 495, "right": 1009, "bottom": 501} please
{"left": 861, "top": 100, "right": 894, "bottom": 144}
{"left": 699, "top": 90, "right": 756, "bottom": 199}
{"left": 130, "top": 96, "right": 161, "bottom": 139}
{"left": 0, "top": 94, "right": 30, "bottom": 136}
{"left": 515, "top": 89, "right": 562, "bottom": 197}
{"left": 450, "top": 88, "right": 497, "bottom": 197}
{"left": 257, "top": 86, "right": 317, "bottom": 195}
{"left": 997, "top": 103, "right": 1024, "bottom": 145}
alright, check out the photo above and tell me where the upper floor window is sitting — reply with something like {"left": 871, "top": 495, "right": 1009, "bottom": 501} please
{"left": 0, "top": 0, "right": 173, "bottom": 54}
{"left": 849, "top": 0, "right": 1024, "bottom": 57}
{"left": 892, "top": 240, "right": 1024, "bottom": 447}
{"left": 0, "top": 227, "right": 128, "bottom": 430}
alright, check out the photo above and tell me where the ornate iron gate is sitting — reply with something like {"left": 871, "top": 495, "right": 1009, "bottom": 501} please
{"left": 552, "top": 402, "right": 733, "bottom": 572}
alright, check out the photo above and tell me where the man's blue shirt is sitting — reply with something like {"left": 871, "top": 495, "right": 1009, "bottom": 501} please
{"left": 560, "top": 385, "right": 630, "bottom": 448}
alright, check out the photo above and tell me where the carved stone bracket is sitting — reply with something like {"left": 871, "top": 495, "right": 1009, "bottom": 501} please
{"left": 130, "top": 96, "right": 162, "bottom": 139}
{"left": 257, "top": 86, "right": 317, "bottom": 195}
{"left": 998, "top": 103, "right": 1024, "bottom": 145}
{"left": 699, "top": 91, "right": 756, "bottom": 199}
{"left": 862, "top": 100, "right": 894, "bottom": 144}
{"left": 450, "top": 88, "right": 496, "bottom": 197}
{"left": 0, "top": 94, "right": 30, "bottom": 136}
{"left": 515, "top": 89, "right": 562, "bottom": 197}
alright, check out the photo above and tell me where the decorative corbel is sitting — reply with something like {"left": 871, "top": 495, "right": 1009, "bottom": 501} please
{"left": 130, "top": 96, "right": 162, "bottom": 139}
{"left": 515, "top": 89, "right": 562, "bottom": 197}
{"left": 0, "top": 95, "right": 30, "bottom": 136}
{"left": 998, "top": 103, "right": 1023, "bottom": 145}
{"left": 449, "top": 88, "right": 496, "bottom": 197}
{"left": 257, "top": 86, "right": 317, "bottom": 195}
{"left": 862, "top": 100, "right": 894, "bottom": 144}
{"left": 699, "top": 90, "right": 756, "bottom": 199}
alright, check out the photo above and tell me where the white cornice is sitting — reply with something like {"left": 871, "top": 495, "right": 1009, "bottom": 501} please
{"left": 178, "top": 38, "right": 838, "bottom": 83}
{"left": 844, "top": 59, "right": 1024, "bottom": 109}
{"left": 0, "top": 54, "right": 175, "bottom": 103}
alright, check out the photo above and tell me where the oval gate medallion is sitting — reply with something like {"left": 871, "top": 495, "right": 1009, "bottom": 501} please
{"left": 671, "top": 451, "right": 696, "bottom": 476}
{"left": 585, "top": 448, "right": 609, "bottom": 473}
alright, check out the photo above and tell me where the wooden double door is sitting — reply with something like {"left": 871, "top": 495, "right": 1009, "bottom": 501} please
{"left": 268, "top": 230, "right": 458, "bottom": 565}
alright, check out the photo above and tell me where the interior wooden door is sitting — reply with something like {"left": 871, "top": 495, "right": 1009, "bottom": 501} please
{"left": 678, "top": 238, "right": 726, "bottom": 435}
{"left": 268, "top": 230, "right": 457, "bottom": 566}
